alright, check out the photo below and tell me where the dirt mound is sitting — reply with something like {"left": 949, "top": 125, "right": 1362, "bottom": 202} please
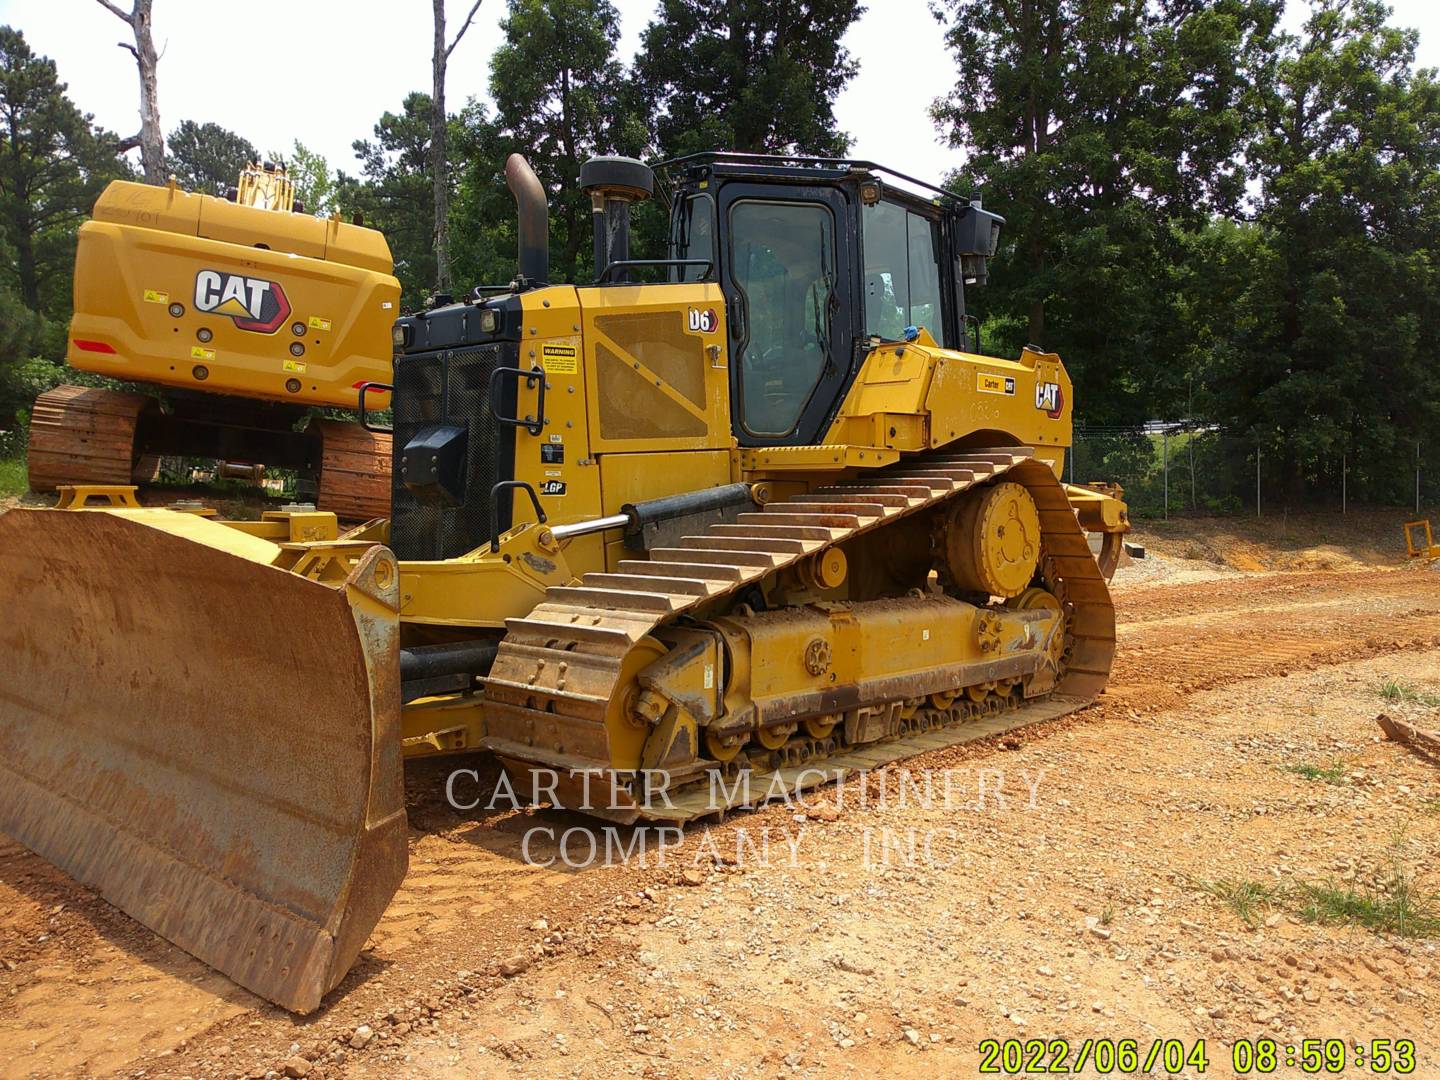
{"left": 1118, "top": 510, "right": 1425, "bottom": 586}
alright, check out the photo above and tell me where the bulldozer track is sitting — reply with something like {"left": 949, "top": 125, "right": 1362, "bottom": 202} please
{"left": 312, "top": 419, "right": 392, "bottom": 521}
{"left": 483, "top": 448, "right": 1116, "bottom": 818}
{"left": 26, "top": 385, "right": 155, "bottom": 491}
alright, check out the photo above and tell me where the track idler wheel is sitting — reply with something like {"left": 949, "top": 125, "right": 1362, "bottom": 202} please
{"left": 943, "top": 481, "right": 1042, "bottom": 599}
{"left": 1009, "top": 586, "right": 1068, "bottom": 693}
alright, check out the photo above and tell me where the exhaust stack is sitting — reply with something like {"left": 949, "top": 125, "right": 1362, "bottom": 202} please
{"left": 580, "top": 156, "right": 654, "bottom": 282}
{"left": 504, "top": 154, "right": 549, "bottom": 285}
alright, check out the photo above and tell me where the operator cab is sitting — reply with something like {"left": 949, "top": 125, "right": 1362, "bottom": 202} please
{"left": 661, "top": 153, "right": 1003, "bottom": 447}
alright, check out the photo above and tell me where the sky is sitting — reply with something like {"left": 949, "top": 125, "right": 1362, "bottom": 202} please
{"left": 4, "top": 0, "right": 1440, "bottom": 190}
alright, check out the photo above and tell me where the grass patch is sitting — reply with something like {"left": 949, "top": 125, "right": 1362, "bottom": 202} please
{"left": 1280, "top": 760, "right": 1347, "bottom": 784}
{"left": 1198, "top": 878, "right": 1284, "bottom": 929}
{"left": 1296, "top": 869, "right": 1440, "bottom": 938}
{"left": 1099, "top": 902, "right": 1115, "bottom": 927}
{"left": 1202, "top": 837, "right": 1440, "bottom": 938}
{"left": 0, "top": 456, "right": 26, "bottom": 497}
{"left": 1380, "top": 679, "right": 1440, "bottom": 708}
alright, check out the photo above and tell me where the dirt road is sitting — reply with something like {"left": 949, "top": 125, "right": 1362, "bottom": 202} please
{"left": 3, "top": 564, "right": 1438, "bottom": 1079}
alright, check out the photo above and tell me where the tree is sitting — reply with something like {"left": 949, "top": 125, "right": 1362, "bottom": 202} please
{"left": 633, "top": 0, "right": 864, "bottom": 159}
{"left": 94, "top": 0, "right": 163, "bottom": 183}
{"left": 431, "top": 0, "right": 485, "bottom": 292}
{"left": 1199, "top": 0, "right": 1440, "bottom": 501}
{"left": 288, "top": 141, "right": 336, "bottom": 214}
{"left": 931, "top": 0, "right": 1281, "bottom": 422}
{"left": 164, "top": 120, "right": 256, "bottom": 194}
{"left": 0, "top": 26, "right": 127, "bottom": 314}
{"left": 448, "top": 100, "right": 516, "bottom": 290}
{"left": 490, "top": 0, "right": 644, "bottom": 284}
{"left": 343, "top": 93, "right": 439, "bottom": 306}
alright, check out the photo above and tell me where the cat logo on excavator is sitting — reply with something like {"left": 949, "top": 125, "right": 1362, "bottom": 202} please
{"left": 193, "top": 269, "right": 292, "bottom": 333}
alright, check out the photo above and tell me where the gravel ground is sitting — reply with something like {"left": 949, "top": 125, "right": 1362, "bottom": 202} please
{"left": 2, "top": 566, "right": 1438, "bottom": 1079}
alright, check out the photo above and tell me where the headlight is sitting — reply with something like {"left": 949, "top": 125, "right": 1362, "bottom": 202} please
{"left": 477, "top": 307, "right": 499, "bottom": 334}
{"left": 392, "top": 322, "right": 410, "bottom": 348}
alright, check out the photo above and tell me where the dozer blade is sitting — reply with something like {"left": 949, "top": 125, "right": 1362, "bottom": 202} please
{"left": 0, "top": 508, "right": 407, "bottom": 1013}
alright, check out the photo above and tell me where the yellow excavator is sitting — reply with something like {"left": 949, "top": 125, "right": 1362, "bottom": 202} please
{"left": 0, "top": 153, "right": 1128, "bottom": 1013}
{"left": 27, "top": 162, "right": 399, "bottom": 518}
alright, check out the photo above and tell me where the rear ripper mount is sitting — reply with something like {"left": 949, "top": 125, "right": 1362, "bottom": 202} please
{"left": 27, "top": 384, "right": 391, "bottom": 520}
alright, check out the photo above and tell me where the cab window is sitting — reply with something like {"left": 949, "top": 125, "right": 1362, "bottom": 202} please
{"left": 671, "top": 194, "right": 715, "bottom": 282}
{"left": 863, "top": 200, "right": 948, "bottom": 344}
{"left": 729, "top": 200, "right": 836, "bottom": 437}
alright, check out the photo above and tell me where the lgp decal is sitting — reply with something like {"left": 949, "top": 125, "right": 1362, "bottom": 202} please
{"left": 687, "top": 307, "right": 719, "bottom": 334}
{"left": 1035, "top": 381, "right": 1064, "bottom": 418}
{"left": 193, "top": 270, "right": 291, "bottom": 333}
{"left": 540, "top": 480, "right": 567, "bottom": 496}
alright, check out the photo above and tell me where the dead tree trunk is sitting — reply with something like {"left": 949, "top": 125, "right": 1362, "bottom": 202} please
{"left": 431, "top": 0, "right": 484, "bottom": 294}
{"left": 96, "top": 0, "right": 163, "bottom": 184}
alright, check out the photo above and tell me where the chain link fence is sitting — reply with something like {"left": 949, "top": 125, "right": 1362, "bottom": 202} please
{"left": 1070, "top": 425, "right": 1439, "bottom": 519}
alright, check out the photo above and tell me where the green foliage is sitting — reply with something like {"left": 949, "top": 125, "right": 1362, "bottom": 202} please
{"left": 490, "top": 0, "right": 641, "bottom": 284}
{"left": 448, "top": 101, "right": 517, "bottom": 291}
{"left": 934, "top": 0, "right": 1440, "bottom": 508}
{"left": 0, "top": 452, "right": 25, "bottom": 496}
{"left": 932, "top": 0, "right": 1281, "bottom": 425}
{"left": 1298, "top": 867, "right": 1440, "bottom": 938}
{"left": 1279, "top": 760, "right": 1348, "bottom": 784}
{"left": 287, "top": 141, "right": 336, "bottom": 215}
{"left": 1201, "top": 870, "right": 1439, "bottom": 937}
{"left": 1198, "top": 0, "right": 1440, "bottom": 504}
{"left": 342, "top": 93, "right": 440, "bottom": 308}
{"left": 164, "top": 120, "right": 257, "bottom": 195}
{"left": 0, "top": 26, "right": 128, "bottom": 315}
{"left": 1198, "top": 878, "right": 1283, "bottom": 929}
{"left": 633, "top": 0, "right": 864, "bottom": 159}
{"left": 1380, "top": 679, "right": 1440, "bottom": 708}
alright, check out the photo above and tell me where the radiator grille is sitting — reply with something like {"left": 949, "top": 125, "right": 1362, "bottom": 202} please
{"left": 390, "top": 343, "right": 516, "bottom": 560}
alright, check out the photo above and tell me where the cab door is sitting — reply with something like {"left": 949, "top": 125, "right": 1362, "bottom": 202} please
{"left": 716, "top": 183, "right": 857, "bottom": 447}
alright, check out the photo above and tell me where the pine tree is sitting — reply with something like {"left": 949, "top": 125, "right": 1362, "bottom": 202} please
{"left": 343, "top": 94, "right": 440, "bottom": 307}
{"left": 931, "top": 0, "right": 1280, "bottom": 422}
{"left": 165, "top": 120, "right": 258, "bottom": 195}
{"left": 0, "top": 26, "right": 127, "bottom": 314}
{"left": 634, "top": 0, "right": 864, "bottom": 159}
{"left": 490, "top": 0, "right": 643, "bottom": 283}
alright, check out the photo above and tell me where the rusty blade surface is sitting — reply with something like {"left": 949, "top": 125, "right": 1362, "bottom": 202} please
{"left": 0, "top": 508, "right": 407, "bottom": 1013}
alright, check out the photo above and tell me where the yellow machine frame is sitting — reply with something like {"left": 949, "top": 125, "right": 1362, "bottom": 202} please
{"left": 1405, "top": 519, "right": 1440, "bottom": 561}
{"left": 67, "top": 178, "right": 398, "bottom": 409}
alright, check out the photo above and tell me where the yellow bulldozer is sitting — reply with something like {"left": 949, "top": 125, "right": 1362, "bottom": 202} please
{"left": 26, "top": 161, "right": 399, "bottom": 518}
{"left": 0, "top": 152, "right": 1128, "bottom": 1013}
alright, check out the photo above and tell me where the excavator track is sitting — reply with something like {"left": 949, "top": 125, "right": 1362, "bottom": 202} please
{"left": 27, "top": 384, "right": 155, "bottom": 491}
{"left": 313, "top": 419, "right": 393, "bottom": 521}
{"left": 483, "top": 448, "right": 1115, "bottom": 820}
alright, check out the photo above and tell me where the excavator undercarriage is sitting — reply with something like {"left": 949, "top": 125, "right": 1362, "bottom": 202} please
{"left": 29, "top": 164, "right": 398, "bottom": 517}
